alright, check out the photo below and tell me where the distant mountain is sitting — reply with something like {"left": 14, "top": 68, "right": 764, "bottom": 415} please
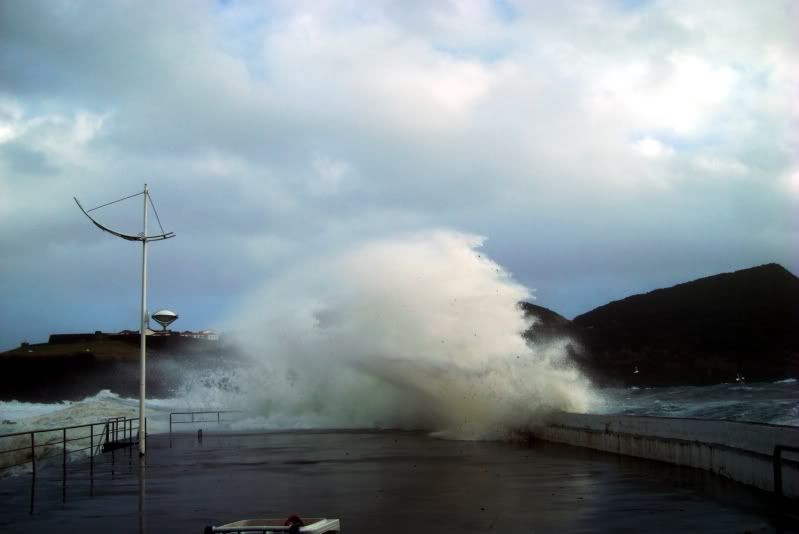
{"left": 572, "top": 263, "right": 799, "bottom": 386}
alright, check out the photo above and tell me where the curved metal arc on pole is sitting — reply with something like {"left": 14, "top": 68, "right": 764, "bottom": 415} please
{"left": 74, "top": 197, "right": 175, "bottom": 242}
{"left": 74, "top": 185, "right": 173, "bottom": 458}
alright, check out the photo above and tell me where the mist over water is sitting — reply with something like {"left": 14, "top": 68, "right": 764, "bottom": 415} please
{"left": 187, "top": 230, "right": 595, "bottom": 438}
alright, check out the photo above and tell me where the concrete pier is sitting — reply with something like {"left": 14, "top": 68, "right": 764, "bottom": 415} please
{"left": 534, "top": 413, "right": 799, "bottom": 498}
{"left": 0, "top": 430, "right": 787, "bottom": 533}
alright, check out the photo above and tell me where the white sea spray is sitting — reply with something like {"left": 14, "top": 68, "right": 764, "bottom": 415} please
{"left": 196, "top": 230, "right": 596, "bottom": 439}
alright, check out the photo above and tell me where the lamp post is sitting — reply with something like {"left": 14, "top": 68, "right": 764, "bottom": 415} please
{"left": 138, "top": 184, "right": 149, "bottom": 455}
{"left": 75, "top": 185, "right": 174, "bottom": 456}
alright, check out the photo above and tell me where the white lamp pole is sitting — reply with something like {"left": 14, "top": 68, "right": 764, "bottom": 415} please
{"left": 139, "top": 184, "right": 149, "bottom": 456}
{"left": 74, "top": 184, "right": 174, "bottom": 457}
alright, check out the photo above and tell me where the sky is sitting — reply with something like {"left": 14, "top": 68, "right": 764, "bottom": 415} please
{"left": 0, "top": 0, "right": 797, "bottom": 350}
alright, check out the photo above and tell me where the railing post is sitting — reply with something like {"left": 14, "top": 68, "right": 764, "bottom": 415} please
{"left": 62, "top": 428, "right": 67, "bottom": 483}
{"left": 90, "top": 425, "right": 94, "bottom": 479}
{"left": 30, "top": 432, "right": 36, "bottom": 477}
{"left": 217, "top": 412, "right": 221, "bottom": 424}
{"left": 169, "top": 413, "right": 172, "bottom": 435}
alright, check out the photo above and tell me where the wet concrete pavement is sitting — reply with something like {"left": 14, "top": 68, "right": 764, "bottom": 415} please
{"left": 0, "top": 430, "right": 791, "bottom": 533}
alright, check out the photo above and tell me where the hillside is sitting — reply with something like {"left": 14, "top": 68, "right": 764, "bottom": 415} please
{"left": 0, "top": 333, "right": 237, "bottom": 401}
{"left": 572, "top": 263, "right": 799, "bottom": 386}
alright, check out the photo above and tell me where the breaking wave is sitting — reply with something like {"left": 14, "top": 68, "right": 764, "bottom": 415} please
{"left": 181, "top": 230, "right": 594, "bottom": 439}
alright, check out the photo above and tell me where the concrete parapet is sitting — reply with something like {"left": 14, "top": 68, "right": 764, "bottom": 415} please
{"left": 533, "top": 413, "right": 799, "bottom": 498}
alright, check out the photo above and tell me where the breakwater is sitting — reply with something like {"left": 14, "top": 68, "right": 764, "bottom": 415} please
{"left": 533, "top": 412, "right": 799, "bottom": 498}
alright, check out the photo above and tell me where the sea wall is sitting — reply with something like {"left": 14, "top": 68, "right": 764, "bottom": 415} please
{"left": 533, "top": 413, "right": 799, "bottom": 498}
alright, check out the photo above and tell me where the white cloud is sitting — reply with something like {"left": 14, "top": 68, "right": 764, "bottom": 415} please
{"left": 0, "top": 0, "right": 796, "bottom": 346}
{"left": 0, "top": 99, "right": 24, "bottom": 143}
{"left": 591, "top": 54, "right": 737, "bottom": 134}
{"left": 632, "top": 136, "right": 673, "bottom": 158}
{"left": 783, "top": 168, "right": 799, "bottom": 199}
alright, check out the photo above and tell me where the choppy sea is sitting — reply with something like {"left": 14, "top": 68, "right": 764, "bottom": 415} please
{"left": 1, "top": 378, "right": 796, "bottom": 438}
{"left": 593, "top": 378, "right": 799, "bottom": 426}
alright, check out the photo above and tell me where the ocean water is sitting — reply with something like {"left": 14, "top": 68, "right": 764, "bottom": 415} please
{"left": 593, "top": 378, "right": 799, "bottom": 426}
{"left": 1, "top": 379, "right": 796, "bottom": 437}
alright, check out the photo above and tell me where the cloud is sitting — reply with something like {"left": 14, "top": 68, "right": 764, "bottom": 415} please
{"left": 632, "top": 137, "right": 673, "bottom": 158}
{"left": 0, "top": 0, "right": 796, "bottom": 348}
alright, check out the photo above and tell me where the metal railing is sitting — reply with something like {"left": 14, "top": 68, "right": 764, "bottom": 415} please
{"left": 169, "top": 411, "right": 242, "bottom": 434}
{"left": 99, "top": 416, "right": 141, "bottom": 453}
{"left": 0, "top": 416, "right": 142, "bottom": 478}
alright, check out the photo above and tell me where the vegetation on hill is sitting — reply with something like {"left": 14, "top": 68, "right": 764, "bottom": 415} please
{"left": 522, "top": 263, "right": 799, "bottom": 386}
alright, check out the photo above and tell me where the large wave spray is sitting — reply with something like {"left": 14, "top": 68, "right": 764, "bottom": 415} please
{"left": 190, "top": 230, "right": 594, "bottom": 438}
